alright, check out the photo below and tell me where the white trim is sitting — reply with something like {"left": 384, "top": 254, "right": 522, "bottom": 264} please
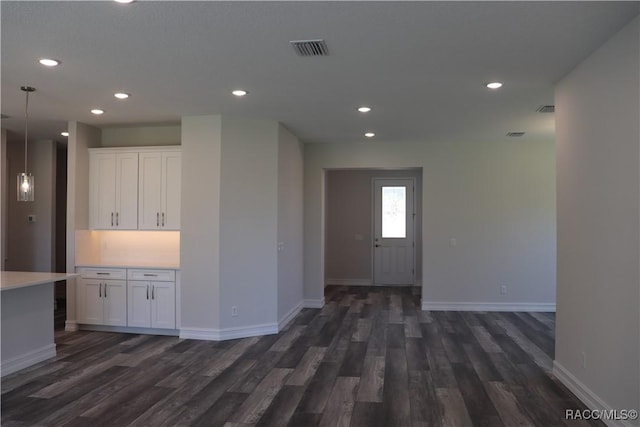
{"left": 325, "top": 278, "right": 372, "bottom": 286}
{"left": 303, "top": 298, "right": 325, "bottom": 309}
{"left": 179, "top": 323, "right": 278, "bottom": 341}
{"left": 553, "top": 361, "right": 633, "bottom": 427}
{"left": 78, "top": 324, "right": 178, "bottom": 336}
{"left": 1, "top": 344, "right": 56, "bottom": 377}
{"left": 278, "top": 301, "right": 303, "bottom": 330}
{"left": 65, "top": 320, "right": 78, "bottom": 331}
{"left": 421, "top": 301, "right": 556, "bottom": 312}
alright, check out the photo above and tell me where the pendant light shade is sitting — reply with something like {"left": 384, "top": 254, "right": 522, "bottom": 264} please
{"left": 17, "top": 86, "right": 35, "bottom": 202}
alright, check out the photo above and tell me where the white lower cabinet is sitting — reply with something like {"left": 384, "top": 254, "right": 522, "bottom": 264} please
{"left": 77, "top": 267, "right": 176, "bottom": 331}
{"left": 77, "top": 268, "right": 127, "bottom": 326}
{"left": 127, "top": 269, "right": 176, "bottom": 330}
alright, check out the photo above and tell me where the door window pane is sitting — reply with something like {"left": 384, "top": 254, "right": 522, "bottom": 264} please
{"left": 382, "top": 186, "right": 406, "bottom": 238}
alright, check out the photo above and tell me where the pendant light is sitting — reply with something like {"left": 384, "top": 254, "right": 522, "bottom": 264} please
{"left": 17, "top": 86, "right": 35, "bottom": 202}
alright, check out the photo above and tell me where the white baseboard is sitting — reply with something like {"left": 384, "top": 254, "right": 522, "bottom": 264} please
{"left": 65, "top": 320, "right": 78, "bottom": 332}
{"left": 303, "top": 298, "right": 325, "bottom": 309}
{"left": 278, "top": 301, "right": 303, "bottom": 330}
{"left": 553, "top": 361, "right": 634, "bottom": 427}
{"left": 421, "top": 301, "right": 556, "bottom": 312}
{"left": 1, "top": 344, "right": 56, "bottom": 377}
{"left": 325, "top": 278, "right": 372, "bottom": 286}
{"left": 78, "top": 324, "right": 178, "bottom": 337}
{"left": 180, "top": 323, "right": 278, "bottom": 341}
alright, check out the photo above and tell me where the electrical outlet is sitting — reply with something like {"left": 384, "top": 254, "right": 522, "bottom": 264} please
{"left": 500, "top": 285, "right": 507, "bottom": 295}
{"left": 231, "top": 306, "right": 238, "bottom": 317}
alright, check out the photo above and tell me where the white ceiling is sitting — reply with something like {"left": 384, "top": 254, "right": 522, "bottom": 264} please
{"left": 1, "top": 1, "right": 638, "bottom": 144}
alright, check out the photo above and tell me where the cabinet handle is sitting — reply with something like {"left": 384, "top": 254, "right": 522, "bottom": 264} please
{"left": 146, "top": 284, "right": 149, "bottom": 300}
{"left": 111, "top": 212, "right": 114, "bottom": 227}
{"left": 116, "top": 212, "right": 119, "bottom": 226}
{"left": 104, "top": 284, "right": 107, "bottom": 298}
{"left": 157, "top": 212, "right": 160, "bottom": 227}
{"left": 143, "top": 273, "right": 157, "bottom": 277}
{"left": 162, "top": 212, "right": 165, "bottom": 227}
{"left": 152, "top": 285, "right": 155, "bottom": 300}
{"left": 99, "top": 283, "right": 102, "bottom": 298}
{"left": 96, "top": 272, "right": 110, "bottom": 275}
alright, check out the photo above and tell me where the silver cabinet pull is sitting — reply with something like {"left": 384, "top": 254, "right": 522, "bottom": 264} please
{"left": 156, "top": 212, "right": 160, "bottom": 227}
{"left": 96, "top": 272, "right": 110, "bottom": 275}
{"left": 111, "top": 212, "right": 114, "bottom": 227}
{"left": 143, "top": 273, "right": 157, "bottom": 277}
{"left": 162, "top": 212, "right": 165, "bottom": 227}
{"left": 116, "top": 212, "right": 119, "bottom": 226}
{"left": 99, "top": 283, "right": 102, "bottom": 298}
{"left": 146, "top": 284, "right": 149, "bottom": 300}
{"left": 152, "top": 285, "right": 155, "bottom": 300}
{"left": 104, "top": 284, "right": 108, "bottom": 298}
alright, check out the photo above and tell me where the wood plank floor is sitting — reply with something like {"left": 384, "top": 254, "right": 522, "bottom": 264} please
{"left": 2, "top": 286, "right": 601, "bottom": 427}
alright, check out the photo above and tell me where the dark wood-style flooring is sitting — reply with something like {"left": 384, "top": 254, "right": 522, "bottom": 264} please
{"left": 2, "top": 286, "right": 600, "bottom": 426}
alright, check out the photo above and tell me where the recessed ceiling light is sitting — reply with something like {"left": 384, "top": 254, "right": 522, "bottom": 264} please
{"left": 114, "top": 92, "right": 130, "bottom": 99}
{"left": 114, "top": 0, "right": 134, "bottom": 3}
{"left": 61, "top": 131, "right": 69, "bottom": 137}
{"left": 90, "top": 109, "right": 105, "bottom": 115}
{"left": 364, "top": 132, "right": 375, "bottom": 138}
{"left": 358, "top": 106, "right": 371, "bottom": 113}
{"left": 39, "top": 58, "right": 60, "bottom": 67}
{"left": 232, "top": 89, "right": 248, "bottom": 97}
{"left": 486, "top": 82, "right": 503, "bottom": 89}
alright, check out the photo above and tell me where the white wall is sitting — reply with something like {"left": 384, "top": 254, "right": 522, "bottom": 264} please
{"left": 325, "top": 168, "right": 423, "bottom": 284}
{"left": 66, "top": 122, "right": 101, "bottom": 329}
{"left": 277, "top": 124, "right": 304, "bottom": 322}
{"left": 555, "top": 16, "right": 639, "bottom": 418}
{"left": 5, "top": 137, "right": 56, "bottom": 272}
{"left": 180, "top": 115, "right": 222, "bottom": 332}
{"left": 219, "top": 118, "right": 279, "bottom": 329}
{"left": 304, "top": 139, "right": 556, "bottom": 309}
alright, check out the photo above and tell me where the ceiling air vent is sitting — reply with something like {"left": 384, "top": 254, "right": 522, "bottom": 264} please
{"left": 290, "top": 39, "right": 328, "bottom": 56}
{"left": 536, "top": 105, "right": 555, "bottom": 113}
{"left": 507, "top": 132, "right": 526, "bottom": 137}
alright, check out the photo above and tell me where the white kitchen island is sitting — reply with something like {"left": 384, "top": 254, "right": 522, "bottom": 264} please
{"left": 1, "top": 271, "right": 78, "bottom": 376}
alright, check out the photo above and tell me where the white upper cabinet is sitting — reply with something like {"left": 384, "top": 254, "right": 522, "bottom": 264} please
{"left": 89, "top": 151, "right": 139, "bottom": 229}
{"left": 138, "top": 150, "right": 181, "bottom": 230}
{"left": 89, "top": 146, "right": 181, "bottom": 230}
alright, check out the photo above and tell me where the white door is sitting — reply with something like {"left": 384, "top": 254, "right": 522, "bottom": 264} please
{"left": 373, "top": 178, "right": 415, "bottom": 285}
{"left": 77, "top": 278, "right": 103, "bottom": 324}
{"left": 89, "top": 153, "right": 117, "bottom": 229}
{"left": 162, "top": 151, "right": 181, "bottom": 230}
{"left": 138, "top": 152, "right": 163, "bottom": 230}
{"left": 103, "top": 280, "right": 127, "bottom": 326}
{"left": 114, "top": 153, "right": 139, "bottom": 229}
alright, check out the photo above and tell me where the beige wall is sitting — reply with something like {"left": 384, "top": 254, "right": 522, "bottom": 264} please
{"left": 555, "top": 16, "right": 639, "bottom": 415}
{"left": 325, "top": 168, "right": 422, "bottom": 283}
{"left": 101, "top": 125, "right": 180, "bottom": 147}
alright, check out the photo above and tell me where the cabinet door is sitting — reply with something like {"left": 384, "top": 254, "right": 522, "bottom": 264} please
{"left": 127, "top": 280, "right": 152, "bottom": 327}
{"left": 77, "top": 278, "right": 103, "bottom": 325}
{"left": 89, "top": 153, "right": 117, "bottom": 229}
{"left": 151, "top": 282, "right": 176, "bottom": 329}
{"left": 114, "top": 153, "right": 139, "bottom": 229}
{"left": 103, "top": 280, "right": 127, "bottom": 326}
{"left": 161, "top": 152, "right": 181, "bottom": 230}
{"left": 138, "top": 152, "right": 163, "bottom": 230}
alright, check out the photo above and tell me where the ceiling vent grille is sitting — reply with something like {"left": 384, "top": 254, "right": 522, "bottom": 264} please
{"left": 290, "top": 39, "right": 328, "bottom": 56}
{"left": 507, "top": 132, "right": 526, "bottom": 137}
{"left": 536, "top": 105, "right": 555, "bottom": 113}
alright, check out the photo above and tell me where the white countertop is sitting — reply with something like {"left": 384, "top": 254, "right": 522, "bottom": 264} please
{"left": 76, "top": 263, "right": 180, "bottom": 270}
{"left": 1, "top": 271, "right": 79, "bottom": 291}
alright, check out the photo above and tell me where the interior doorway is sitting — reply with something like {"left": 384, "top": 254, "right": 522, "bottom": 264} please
{"left": 324, "top": 168, "right": 422, "bottom": 288}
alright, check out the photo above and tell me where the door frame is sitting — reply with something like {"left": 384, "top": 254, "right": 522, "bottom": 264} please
{"left": 371, "top": 176, "right": 416, "bottom": 286}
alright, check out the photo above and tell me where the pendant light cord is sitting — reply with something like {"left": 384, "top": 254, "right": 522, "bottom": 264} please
{"left": 24, "top": 89, "right": 29, "bottom": 174}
